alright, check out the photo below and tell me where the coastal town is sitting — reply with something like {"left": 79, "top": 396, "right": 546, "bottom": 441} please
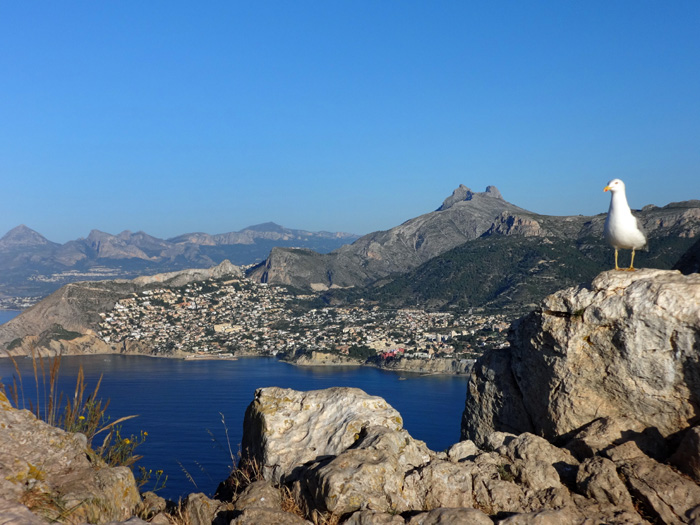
{"left": 97, "top": 275, "right": 510, "bottom": 364}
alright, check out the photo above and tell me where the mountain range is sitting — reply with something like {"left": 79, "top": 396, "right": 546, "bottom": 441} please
{"left": 246, "top": 184, "right": 700, "bottom": 312}
{"left": 0, "top": 223, "right": 359, "bottom": 300}
{"left": 2, "top": 183, "right": 699, "bottom": 355}
{"left": 3, "top": 183, "right": 699, "bottom": 316}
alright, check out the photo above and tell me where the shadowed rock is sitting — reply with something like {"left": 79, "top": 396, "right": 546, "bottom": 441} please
{"left": 463, "top": 269, "right": 700, "bottom": 445}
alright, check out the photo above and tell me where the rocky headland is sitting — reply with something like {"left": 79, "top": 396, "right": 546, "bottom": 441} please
{"left": 2, "top": 268, "right": 700, "bottom": 524}
{"left": 286, "top": 351, "right": 474, "bottom": 376}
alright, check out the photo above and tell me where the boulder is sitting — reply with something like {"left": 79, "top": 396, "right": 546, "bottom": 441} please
{"left": 607, "top": 442, "right": 700, "bottom": 524}
{"left": 343, "top": 510, "right": 405, "bottom": 524}
{"left": 406, "top": 508, "right": 493, "bottom": 524}
{"left": 229, "top": 507, "right": 312, "bottom": 525}
{"left": 301, "top": 425, "right": 431, "bottom": 514}
{"left": 233, "top": 479, "right": 283, "bottom": 511}
{"left": 241, "top": 387, "right": 405, "bottom": 483}
{"left": 446, "top": 439, "right": 479, "bottom": 462}
{"left": 179, "top": 492, "right": 234, "bottom": 525}
{"left": 575, "top": 456, "right": 634, "bottom": 510}
{"left": 0, "top": 391, "right": 141, "bottom": 524}
{"left": 0, "top": 497, "right": 48, "bottom": 525}
{"left": 565, "top": 416, "right": 667, "bottom": 461}
{"left": 233, "top": 372, "right": 700, "bottom": 524}
{"left": 463, "top": 269, "right": 700, "bottom": 445}
{"left": 670, "top": 426, "right": 700, "bottom": 482}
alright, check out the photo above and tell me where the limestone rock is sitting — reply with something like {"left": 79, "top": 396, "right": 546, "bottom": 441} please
{"left": 404, "top": 459, "right": 475, "bottom": 510}
{"left": 462, "top": 349, "right": 534, "bottom": 447}
{"left": 302, "top": 426, "right": 431, "bottom": 514}
{"left": 502, "top": 433, "right": 579, "bottom": 481}
{"left": 136, "top": 491, "right": 167, "bottom": 521}
{"left": 610, "top": 442, "right": 700, "bottom": 524}
{"left": 446, "top": 439, "right": 480, "bottom": 462}
{"left": 670, "top": 426, "right": 700, "bottom": 483}
{"left": 0, "top": 391, "right": 141, "bottom": 524}
{"left": 565, "top": 416, "right": 667, "bottom": 461}
{"left": 241, "top": 387, "right": 405, "bottom": 483}
{"left": 576, "top": 457, "right": 634, "bottom": 510}
{"left": 484, "top": 212, "right": 544, "bottom": 237}
{"left": 234, "top": 480, "right": 282, "bottom": 511}
{"left": 343, "top": 510, "right": 405, "bottom": 524}
{"left": 463, "top": 269, "right": 700, "bottom": 445}
{"left": 405, "top": 507, "right": 493, "bottom": 524}
{"left": 0, "top": 497, "right": 47, "bottom": 525}
{"left": 229, "top": 507, "right": 312, "bottom": 525}
{"left": 180, "top": 492, "right": 233, "bottom": 525}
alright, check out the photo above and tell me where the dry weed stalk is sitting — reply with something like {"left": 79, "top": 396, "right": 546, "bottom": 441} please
{"left": 2, "top": 350, "right": 162, "bottom": 491}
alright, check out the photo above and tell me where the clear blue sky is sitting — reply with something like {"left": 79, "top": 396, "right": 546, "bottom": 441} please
{"left": 1, "top": 2, "right": 699, "bottom": 243}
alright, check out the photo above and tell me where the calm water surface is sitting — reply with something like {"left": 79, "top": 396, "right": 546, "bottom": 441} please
{"left": 0, "top": 310, "right": 21, "bottom": 324}
{"left": 0, "top": 354, "right": 468, "bottom": 500}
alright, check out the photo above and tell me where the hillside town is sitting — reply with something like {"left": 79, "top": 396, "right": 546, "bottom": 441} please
{"left": 96, "top": 276, "right": 510, "bottom": 363}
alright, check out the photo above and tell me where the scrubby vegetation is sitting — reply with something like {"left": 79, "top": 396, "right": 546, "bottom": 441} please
{"left": 1, "top": 350, "right": 166, "bottom": 492}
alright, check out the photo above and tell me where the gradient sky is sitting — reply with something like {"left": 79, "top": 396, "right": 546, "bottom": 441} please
{"left": 1, "top": 2, "right": 699, "bottom": 243}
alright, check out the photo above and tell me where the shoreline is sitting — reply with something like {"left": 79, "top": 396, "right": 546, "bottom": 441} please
{"left": 0, "top": 347, "right": 473, "bottom": 377}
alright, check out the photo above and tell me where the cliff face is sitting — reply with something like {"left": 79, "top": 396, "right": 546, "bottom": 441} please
{"left": 372, "top": 355, "right": 473, "bottom": 375}
{"left": 462, "top": 269, "right": 700, "bottom": 445}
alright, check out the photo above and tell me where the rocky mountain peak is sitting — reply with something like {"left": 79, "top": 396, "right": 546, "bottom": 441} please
{"left": 86, "top": 229, "right": 112, "bottom": 242}
{"left": 484, "top": 185, "right": 503, "bottom": 199}
{"left": 437, "top": 184, "right": 503, "bottom": 211}
{"left": 244, "top": 222, "right": 286, "bottom": 233}
{"left": 0, "top": 224, "right": 53, "bottom": 248}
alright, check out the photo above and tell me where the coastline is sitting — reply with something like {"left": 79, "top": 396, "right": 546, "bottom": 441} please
{"left": 0, "top": 342, "right": 474, "bottom": 377}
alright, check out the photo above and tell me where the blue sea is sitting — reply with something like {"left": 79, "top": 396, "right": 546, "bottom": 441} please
{"left": 0, "top": 353, "right": 469, "bottom": 501}
{"left": 0, "top": 310, "right": 21, "bottom": 325}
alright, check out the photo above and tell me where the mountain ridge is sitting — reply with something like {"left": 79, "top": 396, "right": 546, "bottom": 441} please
{"left": 246, "top": 186, "right": 700, "bottom": 305}
{"left": 248, "top": 185, "right": 533, "bottom": 290}
{"left": 0, "top": 223, "right": 360, "bottom": 300}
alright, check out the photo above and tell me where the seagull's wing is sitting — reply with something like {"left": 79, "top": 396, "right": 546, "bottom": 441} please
{"left": 633, "top": 212, "right": 649, "bottom": 251}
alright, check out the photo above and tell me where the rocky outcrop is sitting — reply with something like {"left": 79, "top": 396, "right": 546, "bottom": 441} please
{"left": 372, "top": 356, "right": 473, "bottom": 375}
{"left": 221, "top": 270, "right": 700, "bottom": 523}
{"left": 290, "top": 351, "right": 362, "bottom": 366}
{"left": 227, "top": 384, "right": 700, "bottom": 523}
{"left": 483, "top": 212, "right": 544, "bottom": 237}
{"left": 462, "top": 268, "right": 700, "bottom": 445}
{"left": 241, "top": 387, "right": 406, "bottom": 484}
{"left": 131, "top": 259, "right": 242, "bottom": 286}
{"left": 0, "top": 391, "right": 141, "bottom": 523}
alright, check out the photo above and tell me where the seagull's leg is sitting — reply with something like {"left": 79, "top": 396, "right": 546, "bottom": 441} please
{"left": 628, "top": 249, "right": 636, "bottom": 271}
{"left": 614, "top": 249, "right": 620, "bottom": 271}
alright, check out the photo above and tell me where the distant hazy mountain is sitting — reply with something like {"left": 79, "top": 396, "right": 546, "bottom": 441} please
{"left": 0, "top": 223, "right": 359, "bottom": 299}
{"left": 247, "top": 185, "right": 700, "bottom": 311}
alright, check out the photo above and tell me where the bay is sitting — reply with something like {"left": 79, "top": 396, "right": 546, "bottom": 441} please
{"left": 0, "top": 354, "right": 468, "bottom": 501}
{"left": 0, "top": 310, "right": 21, "bottom": 325}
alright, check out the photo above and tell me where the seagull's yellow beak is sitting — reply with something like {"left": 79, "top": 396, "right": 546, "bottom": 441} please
{"left": 604, "top": 185, "right": 611, "bottom": 192}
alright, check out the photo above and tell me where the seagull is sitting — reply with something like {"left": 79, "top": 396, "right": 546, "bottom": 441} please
{"left": 603, "top": 179, "right": 647, "bottom": 271}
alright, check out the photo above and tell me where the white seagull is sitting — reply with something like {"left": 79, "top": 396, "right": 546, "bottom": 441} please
{"left": 603, "top": 179, "right": 647, "bottom": 271}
